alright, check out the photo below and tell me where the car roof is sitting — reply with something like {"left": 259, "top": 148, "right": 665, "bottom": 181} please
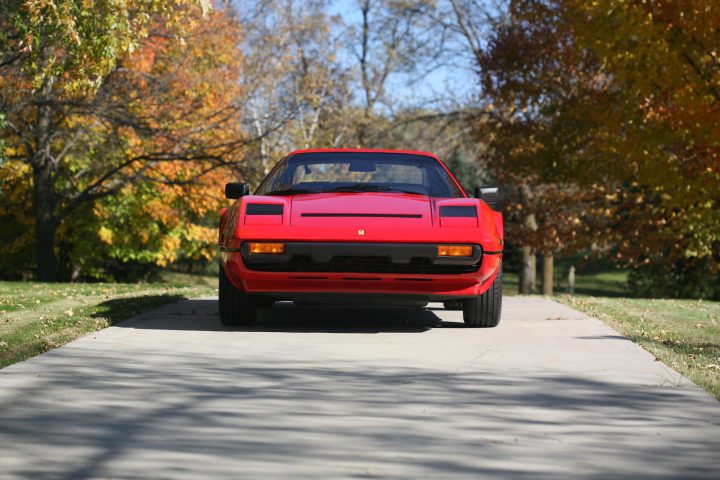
{"left": 285, "top": 148, "right": 441, "bottom": 161}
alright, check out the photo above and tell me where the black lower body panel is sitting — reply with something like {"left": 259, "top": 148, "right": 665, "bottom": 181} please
{"left": 240, "top": 242, "right": 482, "bottom": 275}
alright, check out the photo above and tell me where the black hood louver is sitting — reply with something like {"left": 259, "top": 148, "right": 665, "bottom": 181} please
{"left": 246, "top": 204, "right": 283, "bottom": 215}
{"left": 439, "top": 206, "right": 477, "bottom": 217}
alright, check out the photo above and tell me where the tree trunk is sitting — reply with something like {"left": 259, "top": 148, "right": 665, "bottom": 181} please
{"left": 517, "top": 183, "right": 538, "bottom": 294}
{"left": 519, "top": 246, "right": 536, "bottom": 294}
{"left": 33, "top": 163, "right": 59, "bottom": 282}
{"left": 518, "top": 203, "right": 538, "bottom": 294}
{"left": 542, "top": 253, "right": 554, "bottom": 296}
{"left": 34, "top": 213, "right": 59, "bottom": 282}
{"left": 28, "top": 75, "right": 61, "bottom": 282}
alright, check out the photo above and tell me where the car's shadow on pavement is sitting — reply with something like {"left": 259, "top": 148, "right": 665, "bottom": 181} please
{"left": 117, "top": 299, "right": 466, "bottom": 333}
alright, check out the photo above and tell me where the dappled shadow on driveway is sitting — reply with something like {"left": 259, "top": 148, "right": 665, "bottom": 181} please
{"left": 114, "top": 299, "right": 458, "bottom": 333}
{"left": 1, "top": 347, "right": 719, "bottom": 479}
{"left": 2, "top": 296, "right": 720, "bottom": 479}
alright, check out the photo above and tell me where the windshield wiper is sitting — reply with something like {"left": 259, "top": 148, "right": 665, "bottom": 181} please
{"left": 265, "top": 188, "right": 319, "bottom": 195}
{"left": 324, "top": 184, "right": 424, "bottom": 195}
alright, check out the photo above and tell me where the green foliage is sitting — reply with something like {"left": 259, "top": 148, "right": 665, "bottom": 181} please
{"left": 0, "top": 112, "right": 5, "bottom": 162}
{"left": 0, "top": 0, "right": 210, "bottom": 91}
{"left": 628, "top": 258, "right": 720, "bottom": 301}
{"left": 0, "top": 158, "right": 33, "bottom": 279}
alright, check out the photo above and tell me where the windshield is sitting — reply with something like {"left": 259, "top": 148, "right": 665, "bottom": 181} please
{"left": 256, "top": 152, "right": 464, "bottom": 198}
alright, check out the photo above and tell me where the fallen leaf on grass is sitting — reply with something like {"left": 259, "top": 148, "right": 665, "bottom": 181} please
{"left": 64, "top": 309, "right": 74, "bottom": 317}
{"left": 704, "top": 364, "right": 720, "bottom": 371}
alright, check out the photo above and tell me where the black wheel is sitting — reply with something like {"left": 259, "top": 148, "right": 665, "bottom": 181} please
{"left": 463, "top": 264, "right": 502, "bottom": 328}
{"left": 443, "top": 300, "right": 463, "bottom": 311}
{"left": 219, "top": 265, "right": 256, "bottom": 326}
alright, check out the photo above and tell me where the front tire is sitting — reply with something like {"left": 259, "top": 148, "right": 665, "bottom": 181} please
{"left": 463, "top": 264, "right": 502, "bottom": 328}
{"left": 219, "top": 264, "right": 256, "bottom": 326}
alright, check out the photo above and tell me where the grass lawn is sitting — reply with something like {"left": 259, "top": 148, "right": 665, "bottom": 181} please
{"left": 503, "top": 269, "right": 719, "bottom": 400}
{"left": 155, "top": 270, "right": 217, "bottom": 287}
{"left": 0, "top": 282, "right": 214, "bottom": 368}
{"left": 559, "top": 295, "right": 720, "bottom": 400}
{"left": 503, "top": 269, "right": 628, "bottom": 296}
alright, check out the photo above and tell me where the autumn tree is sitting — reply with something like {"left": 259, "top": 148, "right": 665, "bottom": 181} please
{"left": 235, "top": 0, "right": 353, "bottom": 179}
{"left": 440, "top": 0, "right": 617, "bottom": 293}
{"left": 0, "top": 4, "right": 248, "bottom": 281}
{"left": 237, "top": 0, "right": 466, "bottom": 159}
{"left": 0, "top": 0, "right": 211, "bottom": 90}
{"left": 83, "top": 8, "right": 247, "bottom": 278}
{"left": 471, "top": 0, "right": 720, "bottom": 297}
{"left": 346, "top": 0, "right": 447, "bottom": 146}
{"left": 563, "top": 1, "right": 720, "bottom": 287}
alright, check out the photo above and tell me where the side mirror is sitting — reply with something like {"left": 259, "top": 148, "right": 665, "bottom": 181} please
{"left": 225, "top": 182, "right": 250, "bottom": 199}
{"left": 474, "top": 186, "right": 500, "bottom": 208}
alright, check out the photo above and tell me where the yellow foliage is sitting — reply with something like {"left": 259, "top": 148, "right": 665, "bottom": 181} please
{"left": 98, "top": 226, "right": 114, "bottom": 245}
{"left": 157, "top": 235, "right": 182, "bottom": 267}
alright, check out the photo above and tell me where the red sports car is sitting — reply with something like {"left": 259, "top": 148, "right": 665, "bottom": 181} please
{"left": 218, "top": 149, "right": 503, "bottom": 327}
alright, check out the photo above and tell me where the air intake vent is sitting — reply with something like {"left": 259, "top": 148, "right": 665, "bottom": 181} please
{"left": 247, "top": 204, "right": 283, "bottom": 215}
{"left": 439, "top": 206, "right": 476, "bottom": 217}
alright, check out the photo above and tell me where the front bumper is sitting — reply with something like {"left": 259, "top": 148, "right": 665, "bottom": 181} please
{"left": 220, "top": 241, "right": 502, "bottom": 299}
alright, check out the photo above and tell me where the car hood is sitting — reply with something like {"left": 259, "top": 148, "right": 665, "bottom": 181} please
{"left": 289, "top": 192, "right": 433, "bottom": 227}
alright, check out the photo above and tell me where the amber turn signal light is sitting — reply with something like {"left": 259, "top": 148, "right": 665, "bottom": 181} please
{"left": 437, "top": 245, "right": 473, "bottom": 257}
{"left": 248, "top": 242, "right": 285, "bottom": 254}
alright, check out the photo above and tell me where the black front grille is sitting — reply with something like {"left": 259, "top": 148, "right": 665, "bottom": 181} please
{"left": 244, "top": 255, "right": 479, "bottom": 274}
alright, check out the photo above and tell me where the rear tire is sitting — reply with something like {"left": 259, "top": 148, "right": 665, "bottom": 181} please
{"left": 463, "top": 264, "right": 502, "bottom": 328}
{"left": 219, "top": 265, "right": 256, "bottom": 326}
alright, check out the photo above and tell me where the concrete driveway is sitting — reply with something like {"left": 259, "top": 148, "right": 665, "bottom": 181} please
{"left": 0, "top": 296, "right": 718, "bottom": 479}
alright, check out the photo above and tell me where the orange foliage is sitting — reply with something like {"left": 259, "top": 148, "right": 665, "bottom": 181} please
{"left": 0, "top": 6, "right": 246, "bottom": 278}
{"left": 93, "top": 7, "right": 246, "bottom": 267}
